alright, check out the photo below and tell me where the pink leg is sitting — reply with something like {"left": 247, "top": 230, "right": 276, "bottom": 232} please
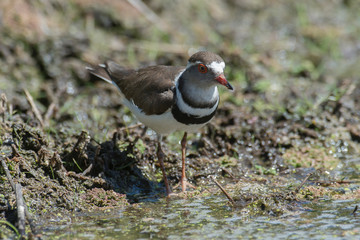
{"left": 156, "top": 135, "right": 171, "bottom": 195}
{"left": 179, "top": 132, "right": 195, "bottom": 192}
{"left": 180, "top": 132, "right": 187, "bottom": 192}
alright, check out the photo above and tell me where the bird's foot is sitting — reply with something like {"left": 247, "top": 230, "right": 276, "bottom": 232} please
{"left": 173, "top": 177, "right": 196, "bottom": 192}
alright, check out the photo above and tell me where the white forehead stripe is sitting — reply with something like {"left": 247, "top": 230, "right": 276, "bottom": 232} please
{"left": 186, "top": 61, "right": 225, "bottom": 75}
{"left": 208, "top": 61, "right": 225, "bottom": 75}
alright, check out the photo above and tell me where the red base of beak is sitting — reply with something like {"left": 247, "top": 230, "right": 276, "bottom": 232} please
{"left": 216, "top": 74, "right": 233, "bottom": 90}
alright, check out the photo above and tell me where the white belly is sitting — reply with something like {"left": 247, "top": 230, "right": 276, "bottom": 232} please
{"left": 124, "top": 98, "right": 206, "bottom": 134}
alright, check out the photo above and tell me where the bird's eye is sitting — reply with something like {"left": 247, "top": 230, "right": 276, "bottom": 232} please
{"left": 198, "top": 64, "right": 208, "bottom": 73}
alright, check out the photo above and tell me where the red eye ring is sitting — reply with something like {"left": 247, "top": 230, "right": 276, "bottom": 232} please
{"left": 198, "top": 64, "right": 208, "bottom": 73}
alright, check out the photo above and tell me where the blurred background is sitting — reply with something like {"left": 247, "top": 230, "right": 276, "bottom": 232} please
{"left": 1, "top": 0, "right": 360, "bottom": 168}
{"left": 1, "top": 0, "right": 360, "bottom": 118}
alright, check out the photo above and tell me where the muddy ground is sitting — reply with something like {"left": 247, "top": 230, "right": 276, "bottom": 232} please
{"left": 1, "top": 0, "right": 360, "bottom": 238}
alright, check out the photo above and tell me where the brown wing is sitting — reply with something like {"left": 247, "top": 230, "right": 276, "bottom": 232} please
{"left": 105, "top": 61, "right": 184, "bottom": 115}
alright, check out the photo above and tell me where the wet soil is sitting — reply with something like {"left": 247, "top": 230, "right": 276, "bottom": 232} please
{"left": 1, "top": 0, "right": 360, "bottom": 239}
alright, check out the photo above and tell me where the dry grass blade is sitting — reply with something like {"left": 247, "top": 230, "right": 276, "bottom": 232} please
{"left": 352, "top": 205, "right": 358, "bottom": 216}
{"left": 1, "top": 156, "right": 39, "bottom": 238}
{"left": 44, "top": 102, "right": 57, "bottom": 126}
{"left": 294, "top": 173, "right": 313, "bottom": 194}
{"left": 24, "top": 89, "right": 44, "bottom": 127}
{"left": 0, "top": 93, "right": 7, "bottom": 122}
{"left": 15, "top": 184, "right": 26, "bottom": 238}
{"left": 0, "top": 156, "right": 16, "bottom": 190}
{"left": 211, "top": 176, "right": 235, "bottom": 206}
{"left": 81, "top": 163, "right": 93, "bottom": 176}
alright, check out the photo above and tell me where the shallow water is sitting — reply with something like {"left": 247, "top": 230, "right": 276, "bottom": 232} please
{"left": 41, "top": 196, "right": 359, "bottom": 239}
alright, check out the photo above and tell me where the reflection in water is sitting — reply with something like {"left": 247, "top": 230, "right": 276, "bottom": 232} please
{"left": 41, "top": 197, "right": 359, "bottom": 239}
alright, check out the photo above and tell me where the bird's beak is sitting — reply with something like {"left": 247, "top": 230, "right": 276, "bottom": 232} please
{"left": 215, "top": 74, "right": 233, "bottom": 90}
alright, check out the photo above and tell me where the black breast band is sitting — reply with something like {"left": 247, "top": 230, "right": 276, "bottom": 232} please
{"left": 171, "top": 101, "right": 218, "bottom": 125}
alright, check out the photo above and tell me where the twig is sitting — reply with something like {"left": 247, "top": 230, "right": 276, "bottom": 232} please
{"left": 294, "top": 173, "right": 312, "bottom": 194}
{"left": 81, "top": 163, "right": 93, "bottom": 176}
{"left": 94, "top": 145, "right": 101, "bottom": 161}
{"left": 221, "top": 168, "right": 236, "bottom": 179}
{"left": 23, "top": 200, "right": 38, "bottom": 237}
{"left": 43, "top": 102, "right": 56, "bottom": 127}
{"left": 15, "top": 184, "right": 26, "bottom": 239}
{"left": 1, "top": 156, "right": 16, "bottom": 190}
{"left": 0, "top": 93, "right": 7, "bottom": 122}
{"left": 210, "top": 176, "right": 235, "bottom": 206}
{"left": 352, "top": 205, "right": 358, "bottom": 216}
{"left": 118, "top": 123, "right": 143, "bottom": 132}
{"left": 24, "top": 89, "right": 44, "bottom": 127}
{"left": 1, "top": 156, "right": 39, "bottom": 238}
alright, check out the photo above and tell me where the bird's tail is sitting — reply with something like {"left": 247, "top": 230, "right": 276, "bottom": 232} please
{"left": 86, "top": 64, "right": 113, "bottom": 84}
